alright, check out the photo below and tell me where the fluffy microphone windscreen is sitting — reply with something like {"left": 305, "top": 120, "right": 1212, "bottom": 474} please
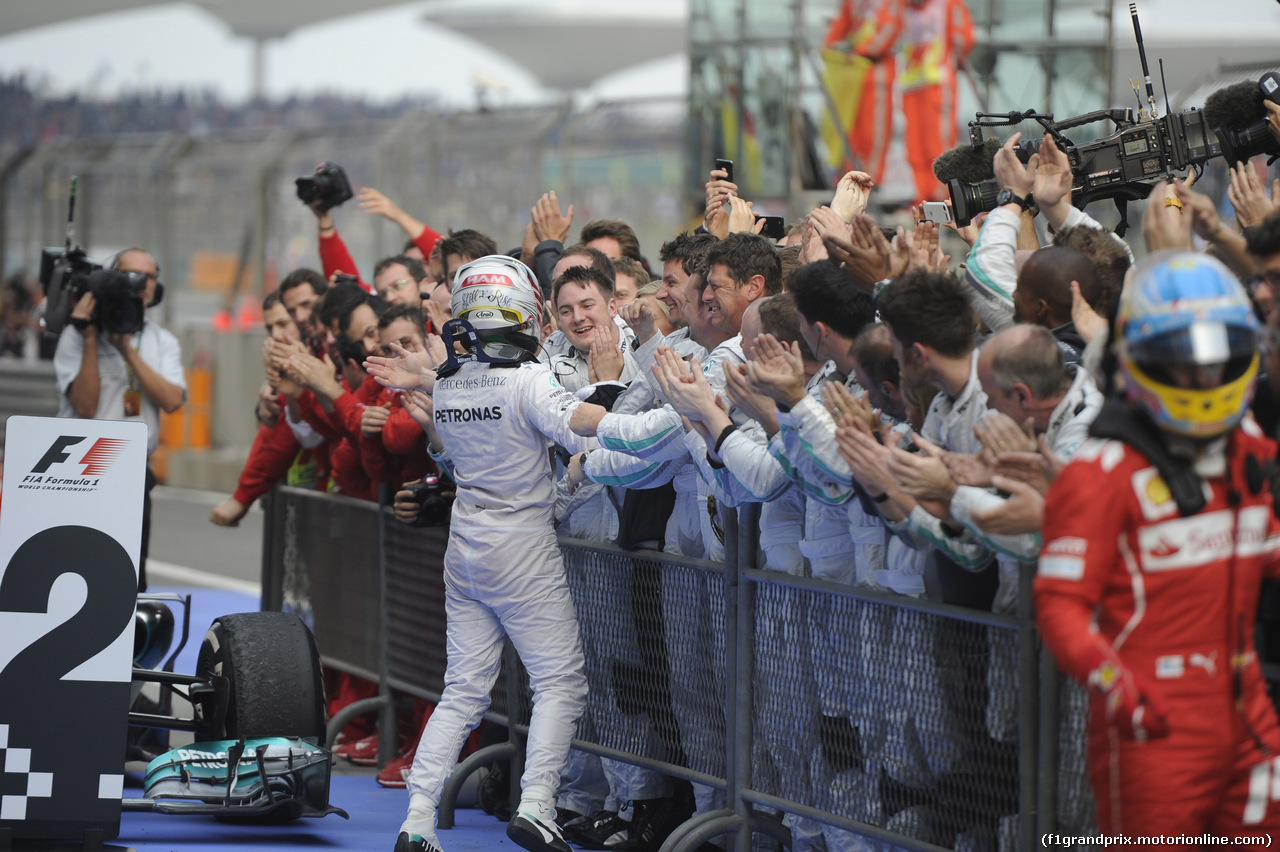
{"left": 1203, "top": 81, "right": 1264, "bottom": 132}
{"left": 932, "top": 136, "right": 1003, "bottom": 183}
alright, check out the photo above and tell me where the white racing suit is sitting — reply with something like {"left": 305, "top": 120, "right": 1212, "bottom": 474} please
{"left": 406, "top": 359, "right": 595, "bottom": 809}
{"left": 768, "top": 381, "right": 955, "bottom": 844}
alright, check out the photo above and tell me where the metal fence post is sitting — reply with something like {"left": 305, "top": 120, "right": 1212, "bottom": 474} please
{"left": 1017, "top": 561, "right": 1040, "bottom": 851}
{"left": 259, "top": 487, "right": 279, "bottom": 611}
{"left": 1037, "top": 648, "right": 1061, "bottom": 840}
{"left": 721, "top": 507, "right": 744, "bottom": 850}
{"left": 734, "top": 504, "right": 761, "bottom": 852}
{"left": 0, "top": 145, "right": 35, "bottom": 278}
{"left": 145, "top": 134, "right": 195, "bottom": 331}
{"left": 249, "top": 129, "right": 300, "bottom": 298}
{"left": 376, "top": 491, "right": 397, "bottom": 767}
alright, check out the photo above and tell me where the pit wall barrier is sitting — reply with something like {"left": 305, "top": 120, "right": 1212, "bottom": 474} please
{"left": 261, "top": 485, "right": 1097, "bottom": 851}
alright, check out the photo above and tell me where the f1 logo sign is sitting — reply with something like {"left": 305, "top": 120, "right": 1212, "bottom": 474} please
{"left": 31, "top": 437, "right": 85, "bottom": 474}
{"left": 29, "top": 437, "right": 128, "bottom": 477}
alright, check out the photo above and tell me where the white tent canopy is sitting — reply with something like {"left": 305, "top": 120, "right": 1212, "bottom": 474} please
{"left": 2, "top": 0, "right": 413, "bottom": 39}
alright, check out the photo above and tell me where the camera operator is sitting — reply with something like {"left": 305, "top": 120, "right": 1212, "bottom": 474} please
{"left": 54, "top": 247, "right": 185, "bottom": 592}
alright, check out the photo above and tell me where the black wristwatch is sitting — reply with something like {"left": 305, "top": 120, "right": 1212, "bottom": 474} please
{"left": 995, "top": 188, "right": 1034, "bottom": 212}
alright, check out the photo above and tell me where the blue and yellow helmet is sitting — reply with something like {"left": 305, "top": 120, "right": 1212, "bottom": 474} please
{"left": 1116, "top": 251, "right": 1259, "bottom": 439}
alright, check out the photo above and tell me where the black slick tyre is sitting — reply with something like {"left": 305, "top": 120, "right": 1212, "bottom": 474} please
{"left": 196, "top": 611, "right": 326, "bottom": 742}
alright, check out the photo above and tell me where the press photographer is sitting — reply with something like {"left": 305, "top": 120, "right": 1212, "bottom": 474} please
{"left": 52, "top": 247, "right": 185, "bottom": 592}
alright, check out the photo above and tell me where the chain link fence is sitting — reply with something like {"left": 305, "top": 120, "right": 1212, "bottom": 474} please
{"left": 261, "top": 485, "right": 1105, "bottom": 850}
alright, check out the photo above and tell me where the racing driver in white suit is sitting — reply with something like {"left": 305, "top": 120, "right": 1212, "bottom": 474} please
{"left": 366, "top": 255, "right": 608, "bottom": 852}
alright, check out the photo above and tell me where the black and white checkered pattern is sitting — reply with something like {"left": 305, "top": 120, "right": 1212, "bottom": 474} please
{"left": 0, "top": 724, "right": 54, "bottom": 821}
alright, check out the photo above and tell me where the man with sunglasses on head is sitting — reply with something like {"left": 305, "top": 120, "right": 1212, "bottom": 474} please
{"left": 54, "top": 247, "right": 185, "bottom": 592}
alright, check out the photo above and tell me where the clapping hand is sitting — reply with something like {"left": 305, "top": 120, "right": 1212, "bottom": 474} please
{"left": 944, "top": 451, "right": 994, "bottom": 488}
{"left": 402, "top": 389, "right": 434, "bottom": 432}
{"left": 1227, "top": 159, "right": 1279, "bottom": 229}
{"left": 651, "top": 349, "right": 721, "bottom": 423}
{"left": 723, "top": 364, "right": 779, "bottom": 436}
{"left": 365, "top": 340, "right": 438, "bottom": 392}
{"left": 361, "top": 402, "right": 391, "bottom": 437}
{"left": 834, "top": 416, "right": 898, "bottom": 497}
{"left": 992, "top": 131, "right": 1039, "bottom": 198}
{"left": 532, "top": 191, "right": 574, "bottom": 243}
{"left": 588, "top": 326, "right": 625, "bottom": 383}
{"left": 823, "top": 381, "right": 878, "bottom": 438}
{"left": 975, "top": 412, "right": 1037, "bottom": 457}
{"left": 889, "top": 432, "right": 958, "bottom": 506}
{"left": 1031, "top": 135, "right": 1072, "bottom": 213}
{"left": 968, "top": 475, "right": 1046, "bottom": 535}
{"left": 903, "top": 218, "right": 949, "bottom": 274}
{"left": 992, "top": 433, "right": 1064, "bottom": 496}
{"left": 823, "top": 214, "right": 903, "bottom": 291}
{"left": 742, "top": 334, "right": 807, "bottom": 409}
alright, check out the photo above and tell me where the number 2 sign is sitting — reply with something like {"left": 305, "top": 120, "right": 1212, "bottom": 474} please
{"left": 0, "top": 417, "right": 145, "bottom": 843}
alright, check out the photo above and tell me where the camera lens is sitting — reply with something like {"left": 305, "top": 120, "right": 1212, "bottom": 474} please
{"left": 947, "top": 179, "right": 1001, "bottom": 227}
{"left": 101, "top": 298, "right": 145, "bottom": 335}
{"left": 295, "top": 176, "right": 319, "bottom": 205}
{"left": 1217, "top": 121, "right": 1279, "bottom": 168}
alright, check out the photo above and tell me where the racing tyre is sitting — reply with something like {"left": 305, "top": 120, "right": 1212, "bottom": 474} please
{"left": 196, "top": 611, "right": 326, "bottom": 743}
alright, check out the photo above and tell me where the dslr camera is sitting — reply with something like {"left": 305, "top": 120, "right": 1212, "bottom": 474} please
{"left": 295, "top": 162, "right": 353, "bottom": 213}
{"left": 40, "top": 248, "right": 156, "bottom": 337}
{"left": 400, "top": 475, "right": 453, "bottom": 527}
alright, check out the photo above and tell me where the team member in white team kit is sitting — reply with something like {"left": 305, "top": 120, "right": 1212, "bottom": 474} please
{"left": 365, "top": 255, "right": 608, "bottom": 852}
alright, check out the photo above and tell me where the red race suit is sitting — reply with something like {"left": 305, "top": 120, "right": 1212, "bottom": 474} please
{"left": 1037, "top": 421, "right": 1280, "bottom": 838}
{"left": 319, "top": 224, "right": 442, "bottom": 290}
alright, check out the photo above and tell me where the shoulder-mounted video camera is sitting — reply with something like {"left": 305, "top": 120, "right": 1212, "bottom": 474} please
{"left": 295, "top": 162, "right": 353, "bottom": 213}
{"left": 41, "top": 251, "right": 155, "bottom": 336}
{"left": 941, "top": 4, "right": 1280, "bottom": 234}
{"left": 39, "top": 180, "right": 160, "bottom": 337}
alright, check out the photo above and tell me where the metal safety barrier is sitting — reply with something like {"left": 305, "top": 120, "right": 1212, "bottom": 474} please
{"left": 261, "top": 486, "right": 1097, "bottom": 850}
